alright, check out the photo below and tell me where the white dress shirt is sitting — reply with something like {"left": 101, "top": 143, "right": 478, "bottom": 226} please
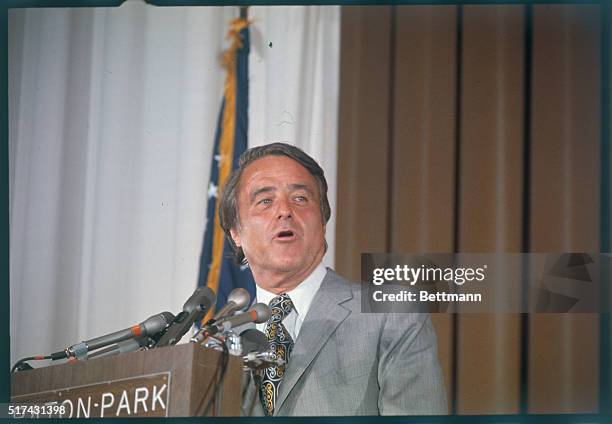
{"left": 255, "top": 263, "right": 326, "bottom": 341}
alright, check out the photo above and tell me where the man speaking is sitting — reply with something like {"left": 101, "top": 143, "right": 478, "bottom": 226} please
{"left": 219, "top": 143, "right": 447, "bottom": 416}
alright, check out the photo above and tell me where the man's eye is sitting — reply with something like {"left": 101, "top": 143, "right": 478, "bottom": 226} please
{"left": 295, "top": 196, "right": 308, "bottom": 202}
{"left": 258, "top": 198, "right": 272, "bottom": 205}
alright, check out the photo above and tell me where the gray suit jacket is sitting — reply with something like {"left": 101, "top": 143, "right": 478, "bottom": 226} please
{"left": 241, "top": 269, "right": 447, "bottom": 416}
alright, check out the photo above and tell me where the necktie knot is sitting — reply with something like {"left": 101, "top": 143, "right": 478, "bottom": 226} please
{"left": 268, "top": 293, "right": 294, "bottom": 323}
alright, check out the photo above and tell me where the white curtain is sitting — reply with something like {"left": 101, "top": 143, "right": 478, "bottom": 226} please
{"left": 8, "top": 0, "right": 339, "bottom": 365}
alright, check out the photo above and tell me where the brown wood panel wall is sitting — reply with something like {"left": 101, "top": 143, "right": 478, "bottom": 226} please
{"left": 600, "top": 2, "right": 612, "bottom": 414}
{"left": 529, "top": 4, "right": 601, "bottom": 413}
{"left": 456, "top": 5, "right": 524, "bottom": 414}
{"left": 336, "top": 3, "right": 605, "bottom": 416}
{"left": 392, "top": 6, "right": 457, "bottom": 413}
{"left": 336, "top": 6, "right": 392, "bottom": 282}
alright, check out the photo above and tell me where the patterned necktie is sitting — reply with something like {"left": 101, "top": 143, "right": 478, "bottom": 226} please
{"left": 259, "top": 293, "right": 295, "bottom": 416}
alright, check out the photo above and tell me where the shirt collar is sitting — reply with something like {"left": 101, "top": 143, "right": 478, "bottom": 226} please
{"left": 255, "top": 262, "right": 327, "bottom": 317}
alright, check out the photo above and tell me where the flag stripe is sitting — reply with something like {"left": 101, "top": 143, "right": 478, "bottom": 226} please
{"left": 206, "top": 48, "right": 237, "bottom": 295}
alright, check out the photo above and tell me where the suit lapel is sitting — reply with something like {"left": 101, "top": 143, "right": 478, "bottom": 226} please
{"left": 274, "top": 270, "right": 353, "bottom": 415}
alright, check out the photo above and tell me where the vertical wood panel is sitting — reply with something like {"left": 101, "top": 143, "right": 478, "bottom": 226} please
{"left": 456, "top": 5, "right": 524, "bottom": 414}
{"left": 336, "top": 4, "right": 605, "bottom": 415}
{"left": 530, "top": 4, "right": 601, "bottom": 413}
{"left": 336, "top": 6, "right": 392, "bottom": 281}
{"left": 392, "top": 5, "right": 457, "bottom": 413}
{"left": 609, "top": 3, "right": 612, "bottom": 412}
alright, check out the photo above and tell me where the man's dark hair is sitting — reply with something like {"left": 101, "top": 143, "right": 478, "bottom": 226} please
{"left": 219, "top": 142, "right": 331, "bottom": 264}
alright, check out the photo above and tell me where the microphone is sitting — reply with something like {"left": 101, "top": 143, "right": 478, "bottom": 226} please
{"left": 239, "top": 328, "right": 269, "bottom": 354}
{"left": 154, "top": 287, "right": 216, "bottom": 347}
{"left": 213, "top": 288, "right": 251, "bottom": 320}
{"left": 87, "top": 335, "right": 151, "bottom": 360}
{"left": 51, "top": 311, "right": 175, "bottom": 361}
{"left": 183, "top": 286, "right": 215, "bottom": 313}
{"left": 191, "top": 303, "right": 271, "bottom": 343}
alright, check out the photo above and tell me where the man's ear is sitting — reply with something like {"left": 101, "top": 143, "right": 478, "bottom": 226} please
{"left": 230, "top": 228, "right": 241, "bottom": 247}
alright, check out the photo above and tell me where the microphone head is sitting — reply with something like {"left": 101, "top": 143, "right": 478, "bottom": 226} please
{"left": 183, "top": 287, "right": 216, "bottom": 314}
{"left": 227, "top": 288, "right": 251, "bottom": 311}
{"left": 250, "top": 303, "right": 272, "bottom": 324}
{"left": 214, "top": 288, "right": 251, "bottom": 320}
{"left": 141, "top": 311, "right": 175, "bottom": 336}
{"left": 239, "top": 328, "right": 269, "bottom": 354}
{"left": 159, "top": 311, "right": 176, "bottom": 325}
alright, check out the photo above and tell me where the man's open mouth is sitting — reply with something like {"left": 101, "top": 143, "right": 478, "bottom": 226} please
{"left": 276, "top": 230, "right": 296, "bottom": 239}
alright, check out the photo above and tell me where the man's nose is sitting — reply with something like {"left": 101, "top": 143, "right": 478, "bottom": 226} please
{"left": 277, "top": 197, "right": 292, "bottom": 219}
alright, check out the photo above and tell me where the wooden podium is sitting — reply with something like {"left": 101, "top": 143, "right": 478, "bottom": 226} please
{"left": 10, "top": 344, "right": 244, "bottom": 418}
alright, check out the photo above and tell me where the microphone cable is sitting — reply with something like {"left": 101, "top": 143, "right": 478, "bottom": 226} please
{"left": 11, "top": 355, "right": 52, "bottom": 373}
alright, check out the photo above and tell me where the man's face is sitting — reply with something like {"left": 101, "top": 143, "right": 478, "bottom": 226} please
{"left": 230, "top": 156, "right": 326, "bottom": 288}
